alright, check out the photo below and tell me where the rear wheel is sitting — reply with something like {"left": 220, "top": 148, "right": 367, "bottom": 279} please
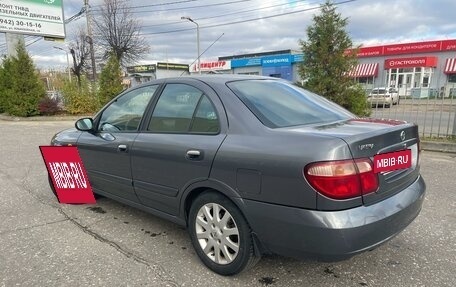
{"left": 188, "top": 191, "right": 259, "bottom": 275}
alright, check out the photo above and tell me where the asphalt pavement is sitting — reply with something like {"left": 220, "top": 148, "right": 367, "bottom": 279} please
{"left": 0, "top": 120, "right": 455, "bottom": 287}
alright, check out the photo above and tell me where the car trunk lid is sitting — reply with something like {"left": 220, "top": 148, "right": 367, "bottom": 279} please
{"left": 287, "top": 118, "right": 420, "bottom": 205}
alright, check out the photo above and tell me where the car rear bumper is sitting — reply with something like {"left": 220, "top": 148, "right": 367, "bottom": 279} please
{"left": 368, "top": 97, "right": 392, "bottom": 105}
{"left": 237, "top": 175, "right": 425, "bottom": 260}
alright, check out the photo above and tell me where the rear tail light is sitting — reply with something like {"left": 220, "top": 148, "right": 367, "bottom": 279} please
{"left": 304, "top": 158, "right": 378, "bottom": 200}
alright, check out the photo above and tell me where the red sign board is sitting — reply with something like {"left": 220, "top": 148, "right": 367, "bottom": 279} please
{"left": 374, "top": 149, "right": 412, "bottom": 173}
{"left": 40, "top": 146, "right": 96, "bottom": 204}
{"left": 384, "top": 56, "right": 437, "bottom": 69}
{"left": 353, "top": 39, "right": 456, "bottom": 58}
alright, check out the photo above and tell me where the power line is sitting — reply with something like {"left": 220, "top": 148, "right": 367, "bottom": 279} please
{"left": 98, "top": 0, "right": 356, "bottom": 36}
{"left": 139, "top": 0, "right": 309, "bottom": 28}
{"left": 91, "top": 0, "right": 199, "bottom": 10}
{"left": 91, "top": 0, "right": 252, "bottom": 14}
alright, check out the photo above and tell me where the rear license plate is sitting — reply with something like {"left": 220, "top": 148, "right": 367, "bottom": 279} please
{"left": 374, "top": 149, "right": 412, "bottom": 173}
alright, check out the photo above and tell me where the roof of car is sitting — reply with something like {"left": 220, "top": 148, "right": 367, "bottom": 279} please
{"left": 140, "top": 74, "right": 283, "bottom": 87}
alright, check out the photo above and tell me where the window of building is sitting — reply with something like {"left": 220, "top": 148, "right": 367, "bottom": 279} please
{"left": 357, "top": 77, "right": 374, "bottom": 84}
{"left": 448, "top": 74, "right": 456, "bottom": 83}
{"left": 386, "top": 67, "right": 434, "bottom": 90}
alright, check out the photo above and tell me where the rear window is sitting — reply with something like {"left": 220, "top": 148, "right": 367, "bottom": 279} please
{"left": 372, "top": 89, "right": 387, "bottom": 94}
{"left": 227, "top": 80, "right": 353, "bottom": 128}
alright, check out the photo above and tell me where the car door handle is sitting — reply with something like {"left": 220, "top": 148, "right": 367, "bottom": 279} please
{"left": 118, "top": 144, "right": 128, "bottom": 152}
{"left": 186, "top": 150, "right": 202, "bottom": 159}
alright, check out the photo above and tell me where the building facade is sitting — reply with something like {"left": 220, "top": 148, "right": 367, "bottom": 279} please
{"left": 190, "top": 39, "right": 456, "bottom": 98}
{"left": 349, "top": 39, "right": 456, "bottom": 97}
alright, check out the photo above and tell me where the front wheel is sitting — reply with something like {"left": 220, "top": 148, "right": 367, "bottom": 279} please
{"left": 188, "top": 192, "right": 260, "bottom": 275}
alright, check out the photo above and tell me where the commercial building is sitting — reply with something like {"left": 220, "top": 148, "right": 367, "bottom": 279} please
{"left": 348, "top": 39, "right": 456, "bottom": 97}
{"left": 125, "top": 62, "right": 189, "bottom": 87}
{"left": 191, "top": 39, "right": 456, "bottom": 98}
{"left": 190, "top": 50, "right": 304, "bottom": 82}
{"left": 127, "top": 39, "right": 456, "bottom": 99}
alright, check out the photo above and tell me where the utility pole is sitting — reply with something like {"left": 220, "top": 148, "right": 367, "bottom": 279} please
{"left": 5, "top": 33, "right": 24, "bottom": 58}
{"left": 54, "top": 46, "right": 72, "bottom": 83}
{"left": 84, "top": 0, "right": 97, "bottom": 81}
{"left": 181, "top": 17, "right": 201, "bottom": 74}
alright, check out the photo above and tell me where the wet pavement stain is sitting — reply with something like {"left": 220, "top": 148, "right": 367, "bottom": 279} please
{"left": 387, "top": 260, "right": 401, "bottom": 266}
{"left": 324, "top": 266, "right": 340, "bottom": 278}
{"left": 123, "top": 221, "right": 129, "bottom": 224}
{"left": 86, "top": 207, "right": 106, "bottom": 214}
{"left": 258, "top": 277, "right": 276, "bottom": 286}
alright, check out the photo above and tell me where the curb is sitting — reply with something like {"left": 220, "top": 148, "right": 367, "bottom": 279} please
{"left": 421, "top": 141, "right": 456, "bottom": 154}
{"left": 0, "top": 114, "right": 89, "bottom": 122}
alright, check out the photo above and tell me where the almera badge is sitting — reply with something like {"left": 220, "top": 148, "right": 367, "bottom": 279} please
{"left": 40, "top": 146, "right": 96, "bottom": 204}
{"left": 374, "top": 149, "right": 412, "bottom": 173}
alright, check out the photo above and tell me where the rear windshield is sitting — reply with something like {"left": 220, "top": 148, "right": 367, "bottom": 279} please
{"left": 226, "top": 80, "right": 353, "bottom": 128}
{"left": 372, "top": 89, "right": 387, "bottom": 94}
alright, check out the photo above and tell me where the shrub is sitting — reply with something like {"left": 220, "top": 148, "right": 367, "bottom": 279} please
{"left": 61, "top": 77, "right": 100, "bottom": 114}
{"left": 38, "top": 96, "right": 61, "bottom": 115}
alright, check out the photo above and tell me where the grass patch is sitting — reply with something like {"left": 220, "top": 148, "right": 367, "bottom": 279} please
{"left": 421, "top": 136, "right": 456, "bottom": 143}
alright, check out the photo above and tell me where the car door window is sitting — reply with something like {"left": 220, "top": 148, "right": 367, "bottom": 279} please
{"left": 148, "top": 84, "right": 219, "bottom": 134}
{"left": 190, "top": 95, "right": 220, "bottom": 133}
{"left": 99, "top": 85, "right": 157, "bottom": 132}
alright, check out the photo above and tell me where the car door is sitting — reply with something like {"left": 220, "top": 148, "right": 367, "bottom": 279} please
{"left": 130, "top": 80, "right": 227, "bottom": 215}
{"left": 77, "top": 85, "right": 158, "bottom": 202}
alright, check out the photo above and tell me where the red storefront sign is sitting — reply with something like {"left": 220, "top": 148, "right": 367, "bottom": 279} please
{"left": 352, "top": 39, "right": 456, "bottom": 58}
{"left": 384, "top": 56, "right": 438, "bottom": 69}
{"left": 190, "top": 60, "right": 231, "bottom": 72}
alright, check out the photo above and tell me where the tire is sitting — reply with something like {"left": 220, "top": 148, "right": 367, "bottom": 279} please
{"left": 188, "top": 191, "right": 260, "bottom": 275}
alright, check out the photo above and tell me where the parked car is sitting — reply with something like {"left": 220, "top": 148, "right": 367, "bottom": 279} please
{"left": 368, "top": 87, "right": 400, "bottom": 107}
{"left": 50, "top": 75, "right": 425, "bottom": 275}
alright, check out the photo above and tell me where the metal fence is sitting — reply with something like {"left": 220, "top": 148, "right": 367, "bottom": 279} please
{"left": 367, "top": 87, "right": 456, "bottom": 138}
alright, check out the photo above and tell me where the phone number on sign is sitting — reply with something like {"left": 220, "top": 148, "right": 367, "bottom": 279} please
{"left": 0, "top": 19, "right": 42, "bottom": 28}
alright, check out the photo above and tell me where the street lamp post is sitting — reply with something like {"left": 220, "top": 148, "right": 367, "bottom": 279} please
{"left": 53, "top": 46, "right": 72, "bottom": 83}
{"left": 181, "top": 16, "right": 201, "bottom": 74}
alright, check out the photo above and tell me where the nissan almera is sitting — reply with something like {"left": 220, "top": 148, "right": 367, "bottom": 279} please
{"left": 50, "top": 75, "right": 425, "bottom": 275}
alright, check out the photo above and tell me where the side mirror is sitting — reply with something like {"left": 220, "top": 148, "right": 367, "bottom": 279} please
{"left": 75, "top": 118, "right": 94, "bottom": 131}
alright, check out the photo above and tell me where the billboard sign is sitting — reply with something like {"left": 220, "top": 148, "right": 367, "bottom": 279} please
{"left": 156, "top": 62, "right": 189, "bottom": 71}
{"left": 127, "top": 64, "right": 156, "bottom": 74}
{"left": 0, "top": 0, "right": 65, "bottom": 38}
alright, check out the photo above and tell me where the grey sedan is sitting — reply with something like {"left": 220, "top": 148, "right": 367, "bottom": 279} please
{"left": 51, "top": 75, "right": 425, "bottom": 275}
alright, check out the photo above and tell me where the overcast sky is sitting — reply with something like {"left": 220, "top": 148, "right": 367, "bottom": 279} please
{"left": 1, "top": 0, "right": 456, "bottom": 70}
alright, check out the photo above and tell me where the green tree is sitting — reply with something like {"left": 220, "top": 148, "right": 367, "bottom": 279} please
{"left": 98, "top": 53, "right": 123, "bottom": 105}
{"left": 0, "top": 57, "right": 14, "bottom": 113}
{"left": 0, "top": 43, "right": 45, "bottom": 116}
{"left": 298, "top": 0, "right": 370, "bottom": 116}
